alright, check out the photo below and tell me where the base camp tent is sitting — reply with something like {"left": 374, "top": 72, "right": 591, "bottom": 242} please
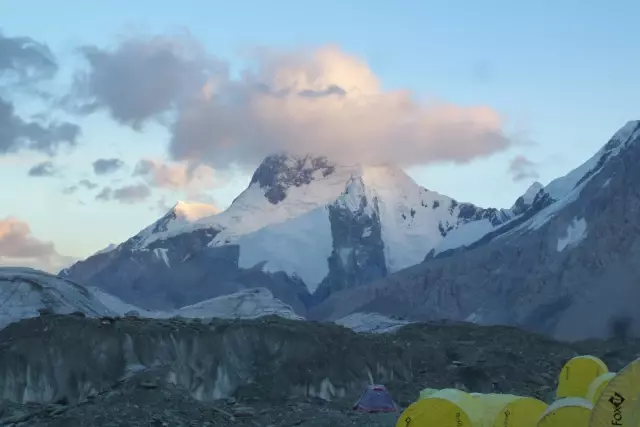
{"left": 537, "top": 397, "right": 593, "bottom": 427}
{"left": 590, "top": 358, "right": 640, "bottom": 427}
{"left": 556, "top": 355, "right": 608, "bottom": 399}
{"left": 586, "top": 372, "right": 616, "bottom": 404}
{"left": 353, "top": 385, "right": 397, "bottom": 413}
{"left": 396, "top": 388, "right": 482, "bottom": 427}
{"left": 473, "top": 393, "right": 548, "bottom": 427}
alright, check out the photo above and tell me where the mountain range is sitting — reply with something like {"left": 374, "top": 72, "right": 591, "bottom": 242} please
{"left": 54, "top": 120, "right": 640, "bottom": 341}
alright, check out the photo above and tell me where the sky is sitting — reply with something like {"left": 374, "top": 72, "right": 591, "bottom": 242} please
{"left": 0, "top": 0, "right": 639, "bottom": 272}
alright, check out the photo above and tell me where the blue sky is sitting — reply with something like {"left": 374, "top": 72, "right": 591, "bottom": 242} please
{"left": 1, "top": 0, "right": 639, "bottom": 269}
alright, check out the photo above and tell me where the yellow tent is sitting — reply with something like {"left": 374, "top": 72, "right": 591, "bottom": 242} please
{"left": 536, "top": 397, "right": 593, "bottom": 427}
{"left": 556, "top": 355, "right": 609, "bottom": 399}
{"left": 396, "top": 389, "right": 481, "bottom": 427}
{"left": 589, "top": 358, "right": 640, "bottom": 427}
{"left": 472, "top": 393, "right": 547, "bottom": 427}
{"left": 586, "top": 373, "right": 616, "bottom": 404}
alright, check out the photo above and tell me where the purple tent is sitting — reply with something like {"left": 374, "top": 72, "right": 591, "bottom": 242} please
{"left": 353, "top": 385, "right": 397, "bottom": 413}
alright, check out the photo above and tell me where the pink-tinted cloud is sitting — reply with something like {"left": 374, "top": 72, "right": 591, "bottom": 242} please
{"left": 0, "top": 217, "right": 75, "bottom": 272}
{"left": 71, "top": 35, "right": 513, "bottom": 170}
{"left": 132, "top": 158, "right": 216, "bottom": 190}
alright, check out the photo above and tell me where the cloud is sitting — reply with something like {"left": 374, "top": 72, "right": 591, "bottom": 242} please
{"left": 62, "top": 178, "right": 98, "bottom": 195}
{"left": 509, "top": 155, "right": 539, "bottom": 182}
{"left": 79, "top": 178, "right": 98, "bottom": 189}
{"left": 92, "top": 157, "right": 124, "bottom": 175}
{"left": 70, "top": 35, "right": 513, "bottom": 170}
{"left": 132, "top": 158, "right": 216, "bottom": 190}
{"left": 0, "top": 98, "right": 81, "bottom": 155}
{"left": 0, "top": 31, "right": 81, "bottom": 156}
{"left": 0, "top": 30, "right": 57, "bottom": 84}
{"left": 0, "top": 216, "right": 75, "bottom": 273}
{"left": 62, "top": 185, "right": 78, "bottom": 195}
{"left": 95, "top": 183, "right": 151, "bottom": 204}
{"left": 68, "top": 33, "right": 216, "bottom": 129}
{"left": 28, "top": 160, "right": 56, "bottom": 177}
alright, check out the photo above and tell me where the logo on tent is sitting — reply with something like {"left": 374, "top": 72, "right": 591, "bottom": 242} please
{"left": 609, "top": 392, "right": 625, "bottom": 426}
{"left": 608, "top": 392, "right": 625, "bottom": 408}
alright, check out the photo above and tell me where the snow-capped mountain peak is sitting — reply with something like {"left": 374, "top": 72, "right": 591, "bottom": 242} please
{"left": 61, "top": 151, "right": 516, "bottom": 310}
{"left": 249, "top": 153, "right": 338, "bottom": 205}
{"left": 172, "top": 200, "right": 221, "bottom": 221}
{"left": 522, "top": 181, "right": 544, "bottom": 205}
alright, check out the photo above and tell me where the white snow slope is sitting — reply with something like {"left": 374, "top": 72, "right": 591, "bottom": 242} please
{"left": 1, "top": 268, "right": 401, "bottom": 334}
{"left": 0, "top": 268, "right": 302, "bottom": 330}
{"left": 125, "top": 157, "right": 513, "bottom": 293}
{"left": 0, "top": 267, "right": 113, "bottom": 330}
{"left": 334, "top": 312, "right": 412, "bottom": 334}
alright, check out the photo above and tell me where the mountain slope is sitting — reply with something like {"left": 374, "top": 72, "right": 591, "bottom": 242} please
{"left": 0, "top": 268, "right": 305, "bottom": 330}
{"left": 60, "top": 154, "right": 522, "bottom": 313}
{"left": 0, "top": 267, "right": 114, "bottom": 329}
{"left": 310, "top": 121, "right": 640, "bottom": 341}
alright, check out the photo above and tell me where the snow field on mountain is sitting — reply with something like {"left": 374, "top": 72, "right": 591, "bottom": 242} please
{"left": 556, "top": 217, "right": 587, "bottom": 252}
{"left": 237, "top": 206, "right": 334, "bottom": 292}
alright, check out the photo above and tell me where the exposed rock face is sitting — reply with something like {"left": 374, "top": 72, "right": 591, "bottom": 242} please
{"left": 311, "top": 122, "right": 640, "bottom": 341}
{"left": 0, "top": 315, "right": 411, "bottom": 405}
{"left": 312, "top": 178, "right": 387, "bottom": 302}
{"left": 250, "top": 154, "right": 336, "bottom": 204}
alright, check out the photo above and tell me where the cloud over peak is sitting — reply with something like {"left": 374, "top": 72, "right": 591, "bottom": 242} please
{"left": 69, "top": 35, "right": 513, "bottom": 171}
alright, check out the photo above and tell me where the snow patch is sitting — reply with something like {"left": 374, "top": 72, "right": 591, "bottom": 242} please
{"left": 556, "top": 217, "right": 587, "bottom": 252}
{"left": 236, "top": 206, "right": 333, "bottom": 293}
{"left": 153, "top": 248, "right": 170, "bottom": 267}
{"left": 434, "top": 218, "right": 496, "bottom": 255}
{"left": 526, "top": 179, "right": 589, "bottom": 231}
{"left": 335, "top": 312, "right": 411, "bottom": 333}
{"left": 0, "top": 268, "right": 114, "bottom": 330}
{"left": 172, "top": 288, "right": 302, "bottom": 320}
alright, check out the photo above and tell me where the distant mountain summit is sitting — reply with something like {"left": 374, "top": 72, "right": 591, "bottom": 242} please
{"left": 60, "top": 152, "right": 529, "bottom": 314}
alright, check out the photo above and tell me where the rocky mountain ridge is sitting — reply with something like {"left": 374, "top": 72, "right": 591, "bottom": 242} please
{"left": 312, "top": 121, "right": 640, "bottom": 341}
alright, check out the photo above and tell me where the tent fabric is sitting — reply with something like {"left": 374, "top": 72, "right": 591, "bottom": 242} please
{"left": 590, "top": 358, "right": 640, "bottom": 427}
{"left": 536, "top": 397, "right": 592, "bottom": 427}
{"left": 353, "top": 385, "right": 397, "bottom": 413}
{"left": 418, "top": 387, "right": 438, "bottom": 400}
{"left": 556, "top": 355, "right": 609, "bottom": 399}
{"left": 396, "top": 389, "right": 481, "bottom": 427}
{"left": 586, "top": 372, "right": 616, "bottom": 404}
{"left": 472, "top": 393, "right": 547, "bottom": 427}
